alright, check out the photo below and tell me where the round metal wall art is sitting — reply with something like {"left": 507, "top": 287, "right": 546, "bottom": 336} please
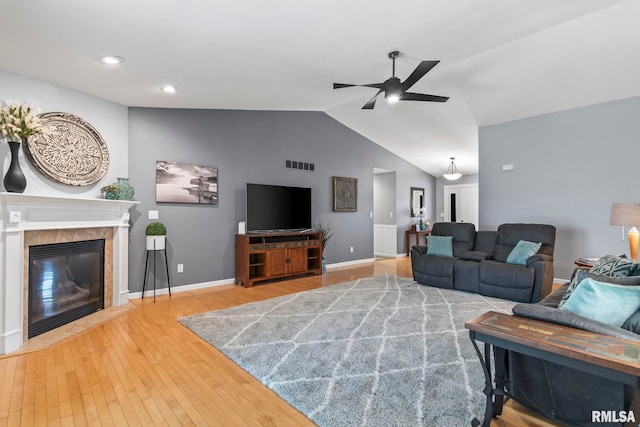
{"left": 24, "top": 112, "right": 110, "bottom": 186}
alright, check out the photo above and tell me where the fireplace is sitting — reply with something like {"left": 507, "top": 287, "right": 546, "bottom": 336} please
{"left": 28, "top": 239, "right": 105, "bottom": 338}
{"left": 0, "top": 193, "right": 137, "bottom": 354}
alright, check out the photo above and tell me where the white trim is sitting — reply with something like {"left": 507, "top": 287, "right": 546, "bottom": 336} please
{"left": 554, "top": 277, "right": 570, "bottom": 284}
{"left": 326, "top": 258, "right": 376, "bottom": 269}
{"left": 130, "top": 277, "right": 236, "bottom": 299}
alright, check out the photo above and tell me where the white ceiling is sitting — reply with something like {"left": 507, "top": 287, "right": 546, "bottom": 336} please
{"left": 2, "top": 0, "right": 639, "bottom": 176}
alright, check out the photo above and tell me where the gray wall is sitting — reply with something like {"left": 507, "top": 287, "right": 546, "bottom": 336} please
{"left": 0, "top": 69, "right": 128, "bottom": 196}
{"left": 373, "top": 172, "right": 396, "bottom": 225}
{"left": 127, "top": 108, "right": 435, "bottom": 290}
{"left": 479, "top": 96, "right": 640, "bottom": 279}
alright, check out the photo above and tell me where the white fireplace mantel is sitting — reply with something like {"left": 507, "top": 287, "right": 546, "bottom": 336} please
{"left": 0, "top": 192, "right": 138, "bottom": 354}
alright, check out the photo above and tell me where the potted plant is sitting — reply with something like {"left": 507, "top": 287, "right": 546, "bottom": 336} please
{"left": 100, "top": 184, "right": 120, "bottom": 200}
{"left": 314, "top": 223, "right": 333, "bottom": 273}
{"left": 146, "top": 222, "right": 167, "bottom": 250}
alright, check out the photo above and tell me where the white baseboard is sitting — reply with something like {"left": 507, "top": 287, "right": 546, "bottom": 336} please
{"left": 326, "top": 258, "right": 375, "bottom": 270}
{"left": 129, "top": 277, "right": 236, "bottom": 299}
{"left": 554, "top": 277, "right": 570, "bottom": 284}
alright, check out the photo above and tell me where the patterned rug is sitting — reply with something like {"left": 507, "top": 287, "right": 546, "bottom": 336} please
{"left": 179, "top": 274, "right": 515, "bottom": 426}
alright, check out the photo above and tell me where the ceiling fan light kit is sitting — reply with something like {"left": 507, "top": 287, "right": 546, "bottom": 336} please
{"left": 333, "top": 51, "right": 449, "bottom": 110}
{"left": 443, "top": 157, "right": 462, "bottom": 181}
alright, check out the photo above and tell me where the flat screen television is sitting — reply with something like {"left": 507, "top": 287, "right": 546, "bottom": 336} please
{"left": 246, "top": 183, "right": 312, "bottom": 232}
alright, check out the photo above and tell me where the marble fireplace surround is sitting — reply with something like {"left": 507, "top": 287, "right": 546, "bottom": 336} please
{"left": 0, "top": 193, "right": 137, "bottom": 354}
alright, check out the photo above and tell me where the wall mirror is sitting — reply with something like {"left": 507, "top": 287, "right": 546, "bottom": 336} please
{"left": 410, "top": 187, "right": 425, "bottom": 217}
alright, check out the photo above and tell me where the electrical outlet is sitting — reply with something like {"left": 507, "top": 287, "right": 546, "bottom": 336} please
{"left": 350, "top": 246, "right": 354, "bottom": 253}
{"left": 149, "top": 210, "right": 159, "bottom": 219}
{"left": 177, "top": 264, "right": 184, "bottom": 273}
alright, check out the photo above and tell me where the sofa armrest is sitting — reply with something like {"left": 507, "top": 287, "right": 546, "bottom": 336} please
{"left": 461, "top": 251, "right": 492, "bottom": 262}
{"left": 526, "top": 253, "right": 553, "bottom": 265}
{"left": 411, "top": 245, "right": 427, "bottom": 256}
{"left": 512, "top": 304, "right": 640, "bottom": 342}
{"left": 525, "top": 254, "right": 554, "bottom": 302}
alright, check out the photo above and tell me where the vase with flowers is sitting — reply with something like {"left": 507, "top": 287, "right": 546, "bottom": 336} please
{"left": 0, "top": 102, "right": 46, "bottom": 193}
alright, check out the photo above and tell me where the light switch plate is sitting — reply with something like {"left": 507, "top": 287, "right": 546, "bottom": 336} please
{"left": 148, "top": 210, "right": 159, "bottom": 219}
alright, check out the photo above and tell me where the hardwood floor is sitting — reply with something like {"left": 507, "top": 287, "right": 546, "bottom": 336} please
{"left": 0, "top": 257, "right": 561, "bottom": 426}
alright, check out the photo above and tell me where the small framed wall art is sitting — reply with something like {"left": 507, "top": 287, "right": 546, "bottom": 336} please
{"left": 155, "top": 160, "right": 218, "bottom": 204}
{"left": 333, "top": 176, "right": 357, "bottom": 212}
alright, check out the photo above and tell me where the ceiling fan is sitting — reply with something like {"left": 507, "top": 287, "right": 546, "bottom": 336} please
{"left": 333, "top": 51, "right": 449, "bottom": 110}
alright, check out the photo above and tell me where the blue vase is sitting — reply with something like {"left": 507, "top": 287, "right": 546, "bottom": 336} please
{"left": 114, "top": 177, "right": 135, "bottom": 200}
{"left": 322, "top": 256, "right": 326, "bottom": 274}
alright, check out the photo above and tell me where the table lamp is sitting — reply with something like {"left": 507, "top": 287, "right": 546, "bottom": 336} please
{"left": 610, "top": 203, "right": 640, "bottom": 260}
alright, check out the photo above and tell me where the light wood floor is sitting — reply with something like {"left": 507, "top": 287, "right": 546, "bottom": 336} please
{"left": 0, "top": 257, "right": 562, "bottom": 426}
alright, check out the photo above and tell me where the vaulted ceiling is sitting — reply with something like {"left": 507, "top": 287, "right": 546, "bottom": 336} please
{"left": 2, "top": 0, "right": 639, "bottom": 177}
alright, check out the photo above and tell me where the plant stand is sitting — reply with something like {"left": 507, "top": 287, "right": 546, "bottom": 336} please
{"left": 142, "top": 237, "right": 172, "bottom": 302}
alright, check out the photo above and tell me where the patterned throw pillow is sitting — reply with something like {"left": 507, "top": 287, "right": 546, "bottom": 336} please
{"left": 560, "top": 278, "right": 640, "bottom": 327}
{"left": 589, "top": 254, "right": 637, "bottom": 277}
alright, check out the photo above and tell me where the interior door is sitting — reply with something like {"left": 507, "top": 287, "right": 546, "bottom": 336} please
{"left": 443, "top": 184, "right": 479, "bottom": 228}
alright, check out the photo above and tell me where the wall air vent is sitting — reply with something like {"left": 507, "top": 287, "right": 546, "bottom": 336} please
{"left": 285, "top": 160, "right": 315, "bottom": 172}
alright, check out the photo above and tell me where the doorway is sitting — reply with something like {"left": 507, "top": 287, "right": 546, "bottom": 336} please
{"left": 373, "top": 168, "right": 397, "bottom": 257}
{"left": 443, "top": 183, "right": 479, "bottom": 228}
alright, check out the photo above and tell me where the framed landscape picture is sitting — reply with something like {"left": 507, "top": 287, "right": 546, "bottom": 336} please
{"left": 333, "top": 176, "right": 357, "bottom": 212}
{"left": 155, "top": 160, "right": 218, "bottom": 204}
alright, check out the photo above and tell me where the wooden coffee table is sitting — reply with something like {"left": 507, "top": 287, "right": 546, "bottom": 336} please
{"left": 465, "top": 311, "right": 640, "bottom": 427}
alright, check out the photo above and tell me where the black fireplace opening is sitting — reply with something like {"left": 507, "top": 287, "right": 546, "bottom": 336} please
{"left": 28, "top": 239, "right": 105, "bottom": 338}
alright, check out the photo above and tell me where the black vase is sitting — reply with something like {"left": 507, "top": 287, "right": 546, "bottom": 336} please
{"left": 4, "top": 141, "right": 27, "bottom": 193}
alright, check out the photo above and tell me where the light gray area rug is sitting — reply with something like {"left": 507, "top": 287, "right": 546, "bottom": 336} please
{"left": 179, "top": 274, "right": 515, "bottom": 427}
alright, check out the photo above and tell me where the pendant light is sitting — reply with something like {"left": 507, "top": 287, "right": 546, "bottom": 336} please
{"left": 443, "top": 157, "right": 462, "bottom": 181}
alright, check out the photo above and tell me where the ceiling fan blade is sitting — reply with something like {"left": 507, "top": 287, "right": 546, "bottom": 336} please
{"left": 333, "top": 83, "right": 356, "bottom": 89}
{"left": 333, "top": 82, "right": 385, "bottom": 90}
{"left": 401, "top": 60, "right": 439, "bottom": 91}
{"left": 400, "top": 92, "right": 449, "bottom": 103}
{"left": 362, "top": 90, "right": 382, "bottom": 109}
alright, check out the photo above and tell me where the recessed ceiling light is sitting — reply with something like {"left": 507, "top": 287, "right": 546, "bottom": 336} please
{"left": 161, "top": 85, "right": 177, "bottom": 94}
{"left": 100, "top": 55, "right": 124, "bottom": 65}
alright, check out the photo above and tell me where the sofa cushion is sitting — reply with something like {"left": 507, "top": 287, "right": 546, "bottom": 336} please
{"left": 559, "top": 278, "right": 640, "bottom": 327}
{"left": 589, "top": 253, "right": 638, "bottom": 277}
{"left": 478, "top": 260, "right": 534, "bottom": 302}
{"left": 410, "top": 252, "right": 455, "bottom": 289}
{"left": 430, "top": 222, "right": 475, "bottom": 258}
{"left": 493, "top": 224, "right": 555, "bottom": 263}
{"left": 506, "top": 240, "right": 542, "bottom": 265}
{"left": 426, "top": 235, "right": 453, "bottom": 257}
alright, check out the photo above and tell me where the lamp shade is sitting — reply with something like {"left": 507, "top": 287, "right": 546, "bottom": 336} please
{"left": 610, "top": 203, "right": 640, "bottom": 226}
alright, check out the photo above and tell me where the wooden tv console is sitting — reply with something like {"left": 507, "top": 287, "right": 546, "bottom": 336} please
{"left": 235, "top": 231, "right": 322, "bottom": 287}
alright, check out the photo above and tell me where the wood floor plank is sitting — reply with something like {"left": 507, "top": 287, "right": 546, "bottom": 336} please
{"left": 0, "top": 258, "right": 560, "bottom": 426}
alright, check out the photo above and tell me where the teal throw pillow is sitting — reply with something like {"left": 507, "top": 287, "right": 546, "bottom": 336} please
{"left": 559, "top": 278, "right": 640, "bottom": 327}
{"left": 559, "top": 269, "right": 640, "bottom": 307}
{"left": 426, "top": 235, "right": 453, "bottom": 258}
{"left": 589, "top": 253, "right": 637, "bottom": 277}
{"left": 506, "top": 240, "right": 542, "bottom": 265}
